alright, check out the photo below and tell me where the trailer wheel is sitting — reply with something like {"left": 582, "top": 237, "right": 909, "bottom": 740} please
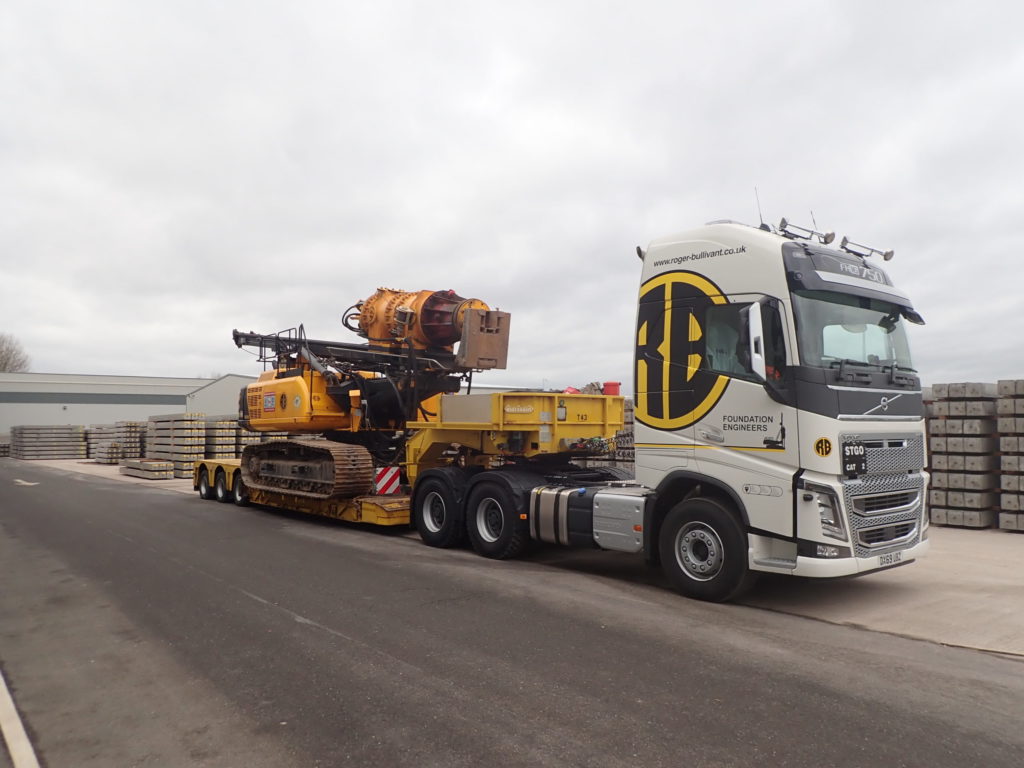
{"left": 198, "top": 468, "right": 215, "bottom": 500}
{"left": 414, "top": 477, "right": 464, "bottom": 548}
{"left": 659, "top": 497, "right": 755, "bottom": 602}
{"left": 214, "top": 470, "right": 231, "bottom": 503}
{"left": 232, "top": 471, "right": 250, "bottom": 506}
{"left": 465, "top": 481, "right": 527, "bottom": 560}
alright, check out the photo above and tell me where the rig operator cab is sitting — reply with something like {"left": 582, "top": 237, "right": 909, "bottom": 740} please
{"left": 634, "top": 219, "right": 928, "bottom": 599}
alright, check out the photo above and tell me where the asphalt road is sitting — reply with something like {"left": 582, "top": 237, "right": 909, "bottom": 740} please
{"left": 1, "top": 460, "right": 1022, "bottom": 767}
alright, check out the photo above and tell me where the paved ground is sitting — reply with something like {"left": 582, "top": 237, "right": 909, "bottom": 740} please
{"left": 15, "top": 458, "right": 1024, "bottom": 656}
{"left": 1, "top": 458, "right": 1023, "bottom": 766}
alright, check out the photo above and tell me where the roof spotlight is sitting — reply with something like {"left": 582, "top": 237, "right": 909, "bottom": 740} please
{"left": 840, "top": 236, "right": 895, "bottom": 261}
{"left": 778, "top": 218, "right": 835, "bottom": 245}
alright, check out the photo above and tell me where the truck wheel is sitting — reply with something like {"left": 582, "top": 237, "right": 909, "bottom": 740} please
{"left": 198, "top": 468, "right": 216, "bottom": 500}
{"left": 414, "top": 477, "right": 464, "bottom": 548}
{"left": 659, "top": 497, "right": 755, "bottom": 602}
{"left": 232, "top": 471, "right": 250, "bottom": 506}
{"left": 465, "top": 481, "right": 527, "bottom": 560}
{"left": 214, "top": 471, "right": 231, "bottom": 503}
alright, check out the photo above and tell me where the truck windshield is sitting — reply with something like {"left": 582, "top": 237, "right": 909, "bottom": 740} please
{"left": 791, "top": 290, "right": 915, "bottom": 371}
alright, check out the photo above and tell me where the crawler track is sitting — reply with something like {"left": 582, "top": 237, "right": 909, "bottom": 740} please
{"left": 241, "top": 440, "right": 374, "bottom": 500}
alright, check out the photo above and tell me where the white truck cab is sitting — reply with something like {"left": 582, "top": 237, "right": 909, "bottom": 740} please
{"left": 634, "top": 219, "right": 928, "bottom": 600}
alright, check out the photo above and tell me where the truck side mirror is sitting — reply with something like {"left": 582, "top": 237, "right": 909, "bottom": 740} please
{"left": 741, "top": 304, "right": 767, "bottom": 382}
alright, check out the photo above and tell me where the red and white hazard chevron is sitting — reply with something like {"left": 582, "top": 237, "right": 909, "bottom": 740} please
{"left": 374, "top": 466, "right": 401, "bottom": 495}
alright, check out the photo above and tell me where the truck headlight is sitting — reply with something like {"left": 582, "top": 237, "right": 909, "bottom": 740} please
{"left": 799, "top": 480, "right": 847, "bottom": 541}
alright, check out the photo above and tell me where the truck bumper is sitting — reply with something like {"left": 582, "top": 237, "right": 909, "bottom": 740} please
{"left": 789, "top": 538, "right": 930, "bottom": 578}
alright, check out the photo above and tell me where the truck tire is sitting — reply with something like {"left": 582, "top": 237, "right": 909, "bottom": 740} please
{"left": 214, "top": 470, "right": 231, "bottom": 503}
{"left": 232, "top": 471, "right": 250, "bottom": 506}
{"left": 465, "top": 481, "right": 527, "bottom": 560}
{"left": 414, "top": 477, "right": 465, "bottom": 548}
{"left": 198, "top": 468, "right": 215, "bottom": 500}
{"left": 659, "top": 497, "right": 755, "bottom": 602}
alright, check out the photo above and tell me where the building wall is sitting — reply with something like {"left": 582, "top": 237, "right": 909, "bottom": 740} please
{"left": 0, "top": 372, "right": 214, "bottom": 437}
{"left": 185, "top": 374, "right": 256, "bottom": 417}
{"left": 1, "top": 400, "right": 189, "bottom": 435}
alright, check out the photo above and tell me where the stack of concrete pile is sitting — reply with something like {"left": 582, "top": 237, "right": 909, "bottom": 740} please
{"left": 85, "top": 424, "right": 118, "bottom": 458}
{"left": 997, "top": 379, "right": 1024, "bottom": 531}
{"left": 10, "top": 425, "right": 88, "bottom": 460}
{"left": 204, "top": 417, "right": 239, "bottom": 459}
{"left": 115, "top": 421, "right": 148, "bottom": 459}
{"left": 146, "top": 412, "right": 206, "bottom": 478}
{"left": 237, "top": 424, "right": 261, "bottom": 455}
{"left": 119, "top": 458, "right": 174, "bottom": 480}
{"left": 93, "top": 440, "right": 123, "bottom": 465}
{"left": 0, "top": 441, "right": 9, "bottom": 458}
{"left": 925, "top": 382, "right": 1000, "bottom": 528}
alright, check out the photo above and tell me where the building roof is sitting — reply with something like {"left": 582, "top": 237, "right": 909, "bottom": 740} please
{"left": 0, "top": 372, "right": 220, "bottom": 395}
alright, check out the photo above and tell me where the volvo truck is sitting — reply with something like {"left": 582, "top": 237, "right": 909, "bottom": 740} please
{"left": 196, "top": 218, "right": 928, "bottom": 601}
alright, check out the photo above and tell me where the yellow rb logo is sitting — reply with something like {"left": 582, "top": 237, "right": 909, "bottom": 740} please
{"left": 634, "top": 271, "right": 729, "bottom": 430}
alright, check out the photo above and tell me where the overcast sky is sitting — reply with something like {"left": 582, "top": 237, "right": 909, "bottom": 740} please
{"left": 2, "top": 1, "right": 1022, "bottom": 390}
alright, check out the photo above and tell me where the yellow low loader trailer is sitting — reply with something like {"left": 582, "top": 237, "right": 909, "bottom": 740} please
{"left": 193, "top": 390, "right": 624, "bottom": 527}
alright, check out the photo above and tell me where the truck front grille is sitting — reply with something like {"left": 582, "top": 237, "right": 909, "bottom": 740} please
{"left": 853, "top": 490, "right": 919, "bottom": 515}
{"left": 858, "top": 521, "right": 917, "bottom": 548}
{"left": 851, "top": 433, "right": 925, "bottom": 475}
{"left": 842, "top": 470, "right": 924, "bottom": 558}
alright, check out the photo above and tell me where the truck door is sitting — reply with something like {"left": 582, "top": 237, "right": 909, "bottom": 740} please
{"left": 694, "top": 294, "right": 800, "bottom": 538}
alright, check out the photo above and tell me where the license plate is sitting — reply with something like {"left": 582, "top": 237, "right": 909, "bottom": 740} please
{"left": 842, "top": 441, "right": 868, "bottom": 477}
{"left": 878, "top": 551, "right": 903, "bottom": 567}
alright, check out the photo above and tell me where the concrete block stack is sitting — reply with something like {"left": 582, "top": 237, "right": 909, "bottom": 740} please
{"left": 85, "top": 424, "right": 118, "bottom": 458}
{"left": 115, "top": 421, "right": 148, "bottom": 459}
{"left": 997, "top": 379, "right": 1024, "bottom": 531}
{"left": 93, "top": 441, "right": 123, "bottom": 465}
{"left": 926, "top": 382, "right": 1000, "bottom": 528}
{"left": 10, "top": 425, "right": 87, "bottom": 460}
{"left": 0, "top": 441, "right": 9, "bottom": 458}
{"left": 237, "top": 424, "right": 261, "bottom": 456}
{"left": 119, "top": 458, "right": 174, "bottom": 480}
{"left": 204, "top": 417, "right": 239, "bottom": 460}
{"left": 146, "top": 412, "right": 206, "bottom": 478}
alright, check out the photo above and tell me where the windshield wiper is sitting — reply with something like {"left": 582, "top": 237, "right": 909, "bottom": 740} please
{"left": 825, "top": 358, "right": 872, "bottom": 368}
{"left": 825, "top": 357, "right": 875, "bottom": 384}
{"left": 882, "top": 360, "right": 918, "bottom": 385}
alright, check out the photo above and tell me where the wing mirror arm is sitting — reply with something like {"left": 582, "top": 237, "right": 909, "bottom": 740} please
{"left": 742, "top": 303, "right": 768, "bottom": 383}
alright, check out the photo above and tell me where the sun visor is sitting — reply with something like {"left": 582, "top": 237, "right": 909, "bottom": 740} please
{"left": 783, "top": 243, "right": 915, "bottom": 308}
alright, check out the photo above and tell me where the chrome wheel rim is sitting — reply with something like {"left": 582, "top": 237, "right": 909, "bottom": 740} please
{"left": 475, "top": 497, "right": 503, "bottom": 543}
{"left": 675, "top": 522, "right": 724, "bottom": 582}
{"left": 421, "top": 490, "right": 446, "bottom": 533}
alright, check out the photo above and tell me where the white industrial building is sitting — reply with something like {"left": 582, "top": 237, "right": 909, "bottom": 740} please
{"left": 0, "top": 372, "right": 255, "bottom": 438}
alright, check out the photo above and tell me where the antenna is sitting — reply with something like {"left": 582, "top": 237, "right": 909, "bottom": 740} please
{"left": 755, "top": 187, "right": 766, "bottom": 229}
{"left": 810, "top": 210, "right": 819, "bottom": 230}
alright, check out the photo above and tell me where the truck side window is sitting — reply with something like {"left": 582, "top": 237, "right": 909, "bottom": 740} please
{"left": 705, "top": 304, "right": 749, "bottom": 376}
{"left": 705, "top": 302, "right": 787, "bottom": 380}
